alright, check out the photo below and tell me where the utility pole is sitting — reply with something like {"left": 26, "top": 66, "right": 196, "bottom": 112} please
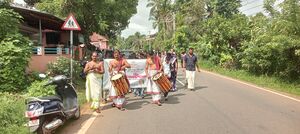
{"left": 148, "top": 31, "right": 151, "bottom": 51}
{"left": 171, "top": 0, "right": 176, "bottom": 37}
{"left": 171, "top": 0, "right": 176, "bottom": 50}
{"left": 61, "top": 14, "right": 81, "bottom": 85}
{"left": 173, "top": 12, "right": 176, "bottom": 38}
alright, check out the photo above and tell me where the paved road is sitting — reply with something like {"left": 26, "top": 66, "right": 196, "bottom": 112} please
{"left": 61, "top": 69, "right": 300, "bottom": 134}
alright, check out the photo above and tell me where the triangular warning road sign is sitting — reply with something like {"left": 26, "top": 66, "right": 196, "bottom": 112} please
{"left": 61, "top": 14, "right": 81, "bottom": 31}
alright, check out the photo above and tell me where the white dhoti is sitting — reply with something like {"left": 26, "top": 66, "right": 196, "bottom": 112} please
{"left": 109, "top": 85, "right": 126, "bottom": 108}
{"left": 186, "top": 70, "right": 195, "bottom": 89}
{"left": 146, "top": 70, "right": 161, "bottom": 102}
{"left": 86, "top": 73, "right": 103, "bottom": 110}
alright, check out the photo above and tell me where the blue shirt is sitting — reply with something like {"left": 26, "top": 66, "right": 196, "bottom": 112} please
{"left": 184, "top": 54, "right": 197, "bottom": 71}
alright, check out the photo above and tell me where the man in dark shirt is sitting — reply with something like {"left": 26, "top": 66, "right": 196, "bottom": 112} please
{"left": 183, "top": 48, "right": 200, "bottom": 91}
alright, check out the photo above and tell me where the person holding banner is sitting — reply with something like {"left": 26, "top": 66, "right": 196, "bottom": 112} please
{"left": 170, "top": 51, "right": 178, "bottom": 91}
{"left": 84, "top": 52, "right": 104, "bottom": 113}
{"left": 109, "top": 49, "right": 131, "bottom": 111}
{"left": 133, "top": 54, "right": 146, "bottom": 98}
{"left": 145, "top": 51, "right": 163, "bottom": 106}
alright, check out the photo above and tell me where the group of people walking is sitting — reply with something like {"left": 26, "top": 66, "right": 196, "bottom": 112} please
{"left": 84, "top": 47, "right": 200, "bottom": 113}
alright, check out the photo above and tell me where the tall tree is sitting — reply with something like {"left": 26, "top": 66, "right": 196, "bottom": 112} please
{"left": 0, "top": 7, "right": 33, "bottom": 92}
{"left": 35, "top": 0, "right": 139, "bottom": 47}
{"left": 175, "top": 0, "right": 206, "bottom": 42}
{"left": 147, "top": 0, "right": 174, "bottom": 39}
{"left": 123, "top": 32, "right": 145, "bottom": 50}
{"left": 176, "top": 0, "right": 206, "bottom": 25}
{"left": 240, "top": 0, "right": 300, "bottom": 79}
{"left": 263, "top": 0, "right": 280, "bottom": 17}
{"left": 207, "top": 0, "right": 241, "bottom": 18}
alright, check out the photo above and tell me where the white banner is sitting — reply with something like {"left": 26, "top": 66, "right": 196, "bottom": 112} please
{"left": 102, "top": 59, "right": 147, "bottom": 90}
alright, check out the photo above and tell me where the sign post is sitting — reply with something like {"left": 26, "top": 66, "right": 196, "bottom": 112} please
{"left": 61, "top": 13, "right": 81, "bottom": 85}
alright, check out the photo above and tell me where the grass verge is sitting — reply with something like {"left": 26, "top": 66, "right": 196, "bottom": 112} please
{"left": 0, "top": 79, "right": 87, "bottom": 134}
{"left": 200, "top": 60, "right": 300, "bottom": 96}
{"left": 74, "top": 79, "right": 87, "bottom": 106}
{"left": 0, "top": 93, "right": 28, "bottom": 134}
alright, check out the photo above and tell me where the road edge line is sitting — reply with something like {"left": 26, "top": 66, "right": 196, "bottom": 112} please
{"left": 76, "top": 112, "right": 99, "bottom": 134}
{"left": 202, "top": 70, "right": 300, "bottom": 103}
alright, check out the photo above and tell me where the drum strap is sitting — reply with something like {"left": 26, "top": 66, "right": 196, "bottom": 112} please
{"left": 155, "top": 56, "right": 160, "bottom": 70}
{"left": 117, "top": 58, "right": 123, "bottom": 72}
{"left": 171, "top": 57, "right": 176, "bottom": 64}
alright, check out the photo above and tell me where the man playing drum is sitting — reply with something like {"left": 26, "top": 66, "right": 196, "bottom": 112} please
{"left": 109, "top": 49, "right": 131, "bottom": 111}
{"left": 145, "top": 51, "right": 163, "bottom": 106}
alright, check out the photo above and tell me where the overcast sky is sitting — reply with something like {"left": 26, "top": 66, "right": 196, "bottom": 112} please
{"left": 121, "top": 0, "right": 271, "bottom": 38}
{"left": 14, "top": 0, "right": 283, "bottom": 38}
{"left": 121, "top": 0, "right": 157, "bottom": 38}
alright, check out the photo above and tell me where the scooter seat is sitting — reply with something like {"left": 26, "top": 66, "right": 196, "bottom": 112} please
{"left": 40, "top": 96, "right": 62, "bottom": 102}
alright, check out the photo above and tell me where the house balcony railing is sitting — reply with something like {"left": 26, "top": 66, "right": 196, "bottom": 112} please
{"left": 32, "top": 46, "right": 70, "bottom": 55}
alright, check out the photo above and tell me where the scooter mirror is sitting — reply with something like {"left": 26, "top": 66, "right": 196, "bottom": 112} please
{"left": 39, "top": 73, "right": 46, "bottom": 78}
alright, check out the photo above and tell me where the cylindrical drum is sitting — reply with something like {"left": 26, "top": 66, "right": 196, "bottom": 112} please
{"left": 152, "top": 72, "right": 172, "bottom": 94}
{"left": 111, "top": 73, "right": 129, "bottom": 96}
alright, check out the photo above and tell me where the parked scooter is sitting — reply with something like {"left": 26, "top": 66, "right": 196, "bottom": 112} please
{"left": 25, "top": 74, "right": 80, "bottom": 134}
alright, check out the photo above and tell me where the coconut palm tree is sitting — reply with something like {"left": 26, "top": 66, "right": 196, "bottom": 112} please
{"left": 147, "top": 0, "right": 174, "bottom": 39}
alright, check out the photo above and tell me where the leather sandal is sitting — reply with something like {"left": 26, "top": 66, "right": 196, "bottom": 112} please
{"left": 118, "top": 107, "right": 125, "bottom": 111}
{"left": 111, "top": 103, "right": 116, "bottom": 107}
{"left": 157, "top": 102, "right": 162, "bottom": 106}
{"left": 95, "top": 108, "right": 101, "bottom": 113}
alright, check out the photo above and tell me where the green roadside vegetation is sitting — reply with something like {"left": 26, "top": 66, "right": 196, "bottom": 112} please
{"left": 76, "top": 79, "right": 87, "bottom": 106}
{"left": 200, "top": 60, "right": 300, "bottom": 96}
{"left": 1, "top": 0, "right": 300, "bottom": 133}
{"left": 0, "top": 88, "right": 86, "bottom": 134}
{"left": 120, "top": 0, "right": 300, "bottom": 100}
{"left": 0, "top": 0, "right": 140, "bottom": 132}
{"left": 0, "top": 93, "right": 28, "bottom": 134}
{"left": 0, "top": 57, "right": 87, "bottom": 134}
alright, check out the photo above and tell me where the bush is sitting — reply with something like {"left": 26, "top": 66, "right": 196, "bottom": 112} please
{"left": 0, "top": 92, "right": 28, "bottom": 134}
{"left": 27, "top": 71, "right": 43, "bottom": 83}
{"left": 219, "top": 53, "right": 235, "bottom": 69}
{"left": 0, "top": 34, "right": 33, "bottom": 92}
{"left": 47, "top": 57, "right": 82, "bottom": 81}
{"left": 27, "top": 80, "right": 56, "bottom": 97}
{"left": 0, "top": 8, "right": 22, "bottom": 41}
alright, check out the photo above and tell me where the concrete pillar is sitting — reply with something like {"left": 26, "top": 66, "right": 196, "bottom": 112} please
{"left": 57, "top": 44, "right": 64, "bottom": 55}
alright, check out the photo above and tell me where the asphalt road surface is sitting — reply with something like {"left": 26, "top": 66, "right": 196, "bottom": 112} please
{"left": 60, "top": 68, "right": 300, "bottom": 134}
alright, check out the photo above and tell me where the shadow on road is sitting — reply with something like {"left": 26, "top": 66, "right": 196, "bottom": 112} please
{"left": 163, "top": 93, "right": 185, "bottom": 104}
{"left": 101, "top": 103, "right": 115, "bottom": 111}
{"left": 126, "top": 96, "right": 151, "bottom": 101}
{"left": 125, "top": 100, "right": 151, "bottom": 110}
{"left": 177, "top": 85, "right": 208, "bottom": 91}
{"left": 98, "top": 92, "right": 188, "bottom": 110}
{"left": 194, "top": 86, "right": 208, "bottom": 91}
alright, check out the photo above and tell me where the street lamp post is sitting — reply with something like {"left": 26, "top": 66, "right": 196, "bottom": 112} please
{"left": 148, "top": 39, "right": 151, "bottom": 51}
{"left": 148, "top": 31, "right": 151, "bottom": 51}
